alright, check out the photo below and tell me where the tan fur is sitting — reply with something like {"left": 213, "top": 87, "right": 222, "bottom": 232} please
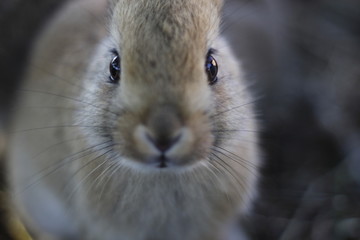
{"left": 8, "top": 0, "right": 259, "bottom": 239}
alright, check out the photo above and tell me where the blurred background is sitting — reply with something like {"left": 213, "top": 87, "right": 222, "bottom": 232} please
{"left": 1, "top": 0, "right": 360, "bottom": 239}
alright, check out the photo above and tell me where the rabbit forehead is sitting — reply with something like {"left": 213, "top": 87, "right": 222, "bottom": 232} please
{"left": 111, "top": 0, "right": 221, "bottom": 78}
{"left": 109, "top": 0, "right": 221, "bottom": 112}
{"left": 113, "top": 0, "right": 221, "bottom": 39}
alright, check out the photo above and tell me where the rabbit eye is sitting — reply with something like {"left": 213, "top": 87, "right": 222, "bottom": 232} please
{"left": 205, "top": 51, "right": 218, "bottom": 85}
{"left": 109, "top": 52, "right": 121, "bottom": 83}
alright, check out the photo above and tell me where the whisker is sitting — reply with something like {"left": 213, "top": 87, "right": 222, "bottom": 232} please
{"left": 213, "top": 129, "right": 261, "bottom": 134}
{"left": 98, "top": 159, "right": 123, "bottom": 202}
{"left": 209, "top": 152, "right": 247, "bottom": 197}
{"left": 17, "top": 140, "right": 113, "bottom": 195}
{"left": 92, "top": 160, "right": 119, "bottom": 201}
{"left": 65, "top": 146, "right": 116, "bottom": 202}
{"left": 216, "top": 136, "right": 258, "bottom": 144}
{"left": 28, "top": 64, "right": 90, "bottom": 93}
{"left": 212, "top": 154, "right": 253, "bottom": 207}
{"left": 11, "top": 106, "right": 82, "bottom": 113}
{"left": 211, "top": 146, "right": 258, "bottom": 177}
{"left": 213, "top": 145, "right": 258, "bottom": 169}
{"left": 211, "top": 99, "right": 260, "bottom": 119}
{"left": 12, "top": 124, "right": 111, "bottom": 134}
{"left": 29, "top": 135, "right": 88, "bottom": 161}
{"left": 17, "top": 89, "right": 118, "bottom": 116}
{"left": 206, "top": 160, "right": 232, "bottom": 202}
{"left": 199, "top": 160, "right": 224, "bottom": 187}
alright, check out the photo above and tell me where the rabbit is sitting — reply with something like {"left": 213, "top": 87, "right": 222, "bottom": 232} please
{"left": 7, "top": 0, "right": 259, "bottom": 239}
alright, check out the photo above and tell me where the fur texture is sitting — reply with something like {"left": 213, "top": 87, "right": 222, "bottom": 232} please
{"left": 8, "top": 0, "right": 259, "bottom": 239}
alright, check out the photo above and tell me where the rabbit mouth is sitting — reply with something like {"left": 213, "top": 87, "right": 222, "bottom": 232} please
{"left": 157, "top": 155, "right": 168, "bottom": 168}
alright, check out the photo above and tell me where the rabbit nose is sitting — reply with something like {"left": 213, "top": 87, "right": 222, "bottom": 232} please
{"left": 134, "top": 125, "right": 185, "bottom": 157}
{"left": 145, "top": 104, "right": 183, "bottom": 151}
{"left": 146, "top": 131, "right": 182, "bottom": 153}
{"left": 134, "top": 105, "right": 185, "bottom": 155}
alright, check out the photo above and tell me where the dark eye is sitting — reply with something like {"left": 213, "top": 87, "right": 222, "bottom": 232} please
{"left": 205, "top": 51, "right": 218, "bottom": 85}
{"left": 109, "top": 53, "right": 121, "bottom": 83}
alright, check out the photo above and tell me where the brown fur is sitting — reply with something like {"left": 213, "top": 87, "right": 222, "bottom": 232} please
{"left": 8, "top": 0, "right": 259, "bottom": 239}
